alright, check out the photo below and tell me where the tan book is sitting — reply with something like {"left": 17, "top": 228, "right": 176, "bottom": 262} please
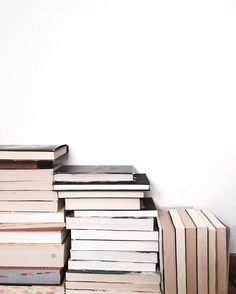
{"left": 169, "top": 209, "right": 186, "bottom": 294}
{"left": 177, "top": 209, "right": 197, "bottom": 294}
{"left": 187, "top": 209, "right": 208, "bottom": 294}
{"left": 0, "top": 181, "right": 52, "bottom": 190}
{"left": 158, "top": 210, "right": 177, "bottom": 294}
{"left": 0, "top": 190, "right": 58, "bottom": 201}
{"left": 66, "top": 290, "right": 160, "bottom": 294}
{"left": 59, "top": 191, "right": 144, "bottom": 198}
{"left": 197, "top": 210, "right": 217, "bottom": 294}
{"left": 202, "top": 209, "right": 228, "bottom": 294}
{"left": 0, "top": 235, "right": 70, "bottom": 267}
{"left": 0, "top": 223, "right": 65, "bottom": 231}
{"left": 0, "top": 168, "right": 56, "bottom": 182}
{"left": 0, "top": 284, "right": 65, "bottom": 294}
{"left": 157, "top": 214, "right": 164, "bottom": 293}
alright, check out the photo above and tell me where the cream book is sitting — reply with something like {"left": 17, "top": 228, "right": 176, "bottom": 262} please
{"left": 0, "top": 200, "right": 63, "bottom": 212}
{"left": 0, "top": 190, "right": 58, "bottom": 201}
{"left": 0, "top": 181, "right": 52, "bottom": 191}
{"left": 66, "top": 291, "right": 160, "bottom": 294}
{"left": 59, "top": 191, "right": 144, "bottom": 198}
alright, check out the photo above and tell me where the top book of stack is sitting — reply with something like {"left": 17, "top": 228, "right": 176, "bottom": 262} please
{"left": 0, "top": 145, "right": 69, "bottom": 161}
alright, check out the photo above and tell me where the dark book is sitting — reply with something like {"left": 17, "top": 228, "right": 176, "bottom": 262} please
{"left": 53, "top": 173, "right": 150, "bottom": 191}
{"left": 0, "top": 145, "right": 68, "bottom": 161}
{"left": 0, "top": 160, "right": 54, "bottom": 169}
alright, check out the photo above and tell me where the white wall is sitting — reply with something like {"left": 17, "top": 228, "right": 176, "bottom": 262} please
{"left": 0, "top": 0, "right": 236, "bottom": 251}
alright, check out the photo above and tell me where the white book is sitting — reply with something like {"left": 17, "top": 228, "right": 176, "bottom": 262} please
{"left": 68, "top": 260, "right": 157, "bottom": 272}
{"left": 0, "top": 181, "right": 52, "bottom": 191}
{"left": 0, "top": 190, "right": 58, "bottom": 201}
{"left": 71, "top": 229, "right": 158, "bottom": 241}
{"left": 0, "top": 200, "right": 63, "bottom": 212}
{"left": 71, "top": 240, "right": 158, "bottom": 252}
{"left": 65, "top": 198, "right": 140, "bottom": 210}
{"left": 70, "top": 250, "right": 158, "bottom": 263}
{"left": 0, "top": 169, "right": 54, "bottom": 182}
{"left": 59, "top": 191, "right": 144, "bottom": 199}
{"left": 66, "top": 217, "right": 154, "bottom": 231}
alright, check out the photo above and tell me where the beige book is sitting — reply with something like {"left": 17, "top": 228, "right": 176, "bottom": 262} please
{"left": 158, "top": 210, "right": 177, "bottom": 294}
{"left": 0, "top": 284, "right": 65, "bottom": 294}
{"left": 197, "top": 210, "right": 216, "bottom": 294}
{"left": 0, "top": 222, "right": 65, "bottom": 231}
{"left": 59, "top": 191, "right": 144, "bottom": 198}
{"left": 0, "top": 190, "right": 58, "bottom": 201}
{"left": 202, "top": 209, "right": 228, "bottom": 294}
{"left": 187, "top": 209, "right": 208, "bottom": 294}
{"left": 65, "top": 198, "right": 140, "bottom": 210}
{"left": 0, "top": 235, "right": 70, "bottom": 267}
{"left": 0, "top": 181, "right": 52, "bottom": 190}
{"left": 157, "top": 214, "right": 164, "bottom": 293}
{"left": 177, "top": 209, "right": 197, "bottom": 294}
{"left": 66, "top": 291, "right": 160, "bottom": 294}
{"left": 169, "top": 209, "right": 186, "bottom": 294}
{"left": 0, "top": 169, "right": 54, "bottom": 182}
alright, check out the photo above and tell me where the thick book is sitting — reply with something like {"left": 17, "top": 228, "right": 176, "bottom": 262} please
{"left": 0, "top": 227, "right": 68, "bottom": 244}
{"left": 0, "top": 190, "right": 58, "bottom": 201}
{"left": 156, "top": 214, "right": 164, "bottom": 294}
{"left": 0, "top": 268, "right": 64, "bottom": 285}
{"left": 0, "top": 283, "right": 65, "bottom": 294}
{"left": 71, "top": 240, "right": 158, "bottom": 252}
{"left": 71, "top": 228, "right": 158, "bottom": 241}
{"left": 70, "top": 250, "right": 158, "bottom": 263}
{"left": 158, "top": 210, "right": 177, "bottom": 294}
{"left": 59, "top": 191, "right": 144, "bottom": 199}
{"left": 53, "top": 174, "right": 150, "bottom": 191}
{"left": 66, "top": 216, "right": 154, "bottom": 231}
{"left": 73, "top": 197, "right": 156, "bottom": 218}
{"left": 0, "top": 208, "right": 65, "bottom": 223}
{"left": 65, "top": 198, "right": 140, "bottom": 210}
{"left": 169, "top": 209, "right": 186, "bottom": 294}
{"left": 0, "top": 144, "right": 68, "bottom": 161}
{"left": 0, "top": 235, "right": 70, "bottom": 267}
{"left": 54, "top": 165, "right": 135, "bottom": 182}
{"left": 0, "top": 160, "right": 53, "bottom": 169}
{"left": 66, "top": 270, "right": 160, "bottom": 284}
{"left": 187, "top": 209, "right": 208, "bottom": 294}
{"left": 0, "top": 199, "right": 64, "bottom": 212}
{"left": 0, "top": 180, "right": 53, "bottom": 191}
{"left": 177, "top": 209, "right": 197, "bottom": 294}
{"left": 66, "top": 290, "right": 160, "bottom": 294}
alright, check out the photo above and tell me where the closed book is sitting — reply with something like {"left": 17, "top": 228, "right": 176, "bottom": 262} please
{"left": 54, "top": 174, "right": 149, "bottom": 191}
{"left": 0, "top": 223, "right": 65, "bottom": 231}
{"left": 65, "top": 198, "right": 140, "bottom": 210}
{"left": 0, "top": 284, "right": 65, "bottom": 294}
{"left": 0, "top": 235, "right": 70, "bottom": 267}
{"left": 54, "top": 165, "right": 135, "bottom": 182}
{"left": 0, "top": 160, "right": 53, "bottom": 169}
{"left": 0, "top": 200, "right": 64, "bottom": 212}
{"left": 66, "top": 290, "right": 160, "bottom": 294}
{"left": 0, "top": 144, "right": 68, "bottom": 161}
{"left": 66, "top": 216, "right": 154, "bottom": 231}
{"left": 71, "top": 240, "right": 158, "bottom": 252}
{"left": 0, "top": 190, "right": 58, "bottom": 201}
{"left": 70, "top": 250, "right": 158, "bottom": 263}
{"left": 68, "top": 260, "right": 156, "bottom": 272}
{"left": 59, "top": 191, "right": 144, "bottom": 199}
{"left": 0, "top": 181, "right": 53, "bottom": 191}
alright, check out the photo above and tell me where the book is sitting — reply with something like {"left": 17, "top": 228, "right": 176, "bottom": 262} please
{"left": 71, "top": 229, "right": 159, "bottom": 241}
{"left": 169, "top": 209, "right": 186, "bottom": 294}
{"left": 187, "top": 209, "right": 208, "bottom": 294}
{"left": 65, "top": 291, "right": 160, "bottom": 294}
{"left": 65, "top": 198, "right": 140, "bottom": 210}
{"left": 59, "top": 191, "right": 144, "bottom": 199}
{"left": 0, "top": 180, "right": 53, "bottom": 190}
{"left": 202, "top": 209, "right": 228, "bottom": 294}
{"left": 0, "top": 208, "right": 65, "bottom": 223}
{"left": 158, "top": 210, "right": 177, "bottom": 294}
{"left": 0, "top": 268, "right": 65, "bottom": 285}
{"left": 156, "top": 215, "right": 164, "bottom": 294}
{"left": 66, "top": 270, "right": 160, "bottom": 284}
{"left": 0, "top": 144, "right": 68, "bottom": 160}
{"left": 0, "top": 190, "right": 58, "bottom": 201}
{"left": 73, "top": 197, "right": 156, "bottom": 218}
{"left": 66, "top": 216, "right": 154, "bottom": 231}
{"left": 0, "top": 227, "right": 68, "bottom": 243}
{"left": 71, "top": 240, "right": 158, "bottom": 252}
{"left": 177, "top": 209, "right": 197, "bottom": 294}
{"left": 53, "top": 174, "right": 150, "bottom": 191}
{"left": 0, "top": 199, "right": 64, "bottom": 212}
{"left": 68, "top": 260, "right": 157, "bottom": 272}
{"left": 70, "top": 250, "right": 158, "bottom": 263}
{"left": 0, "top": 235, "right": 70, "bottom": 267}
{"left": 54, "top": 165, "right": 135, "bottom": 182}
{"left": 0, "top": 283, "right": 65, "bottom": 294}
{"left": 0, "top": 160, "right": 53, "bottom": 169}
{"left": 0, "top": 223, "right": 66, "bottom": 231}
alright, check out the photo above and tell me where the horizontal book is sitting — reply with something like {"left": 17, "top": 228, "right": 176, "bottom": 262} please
{"left": 54, "top": 165, "right": 135, "bottom": 182}
{"left": 65, "top": 198, "right": 140, "bottom": 210}
{"left": 59, "top": 191, "right": 144, "bottom": 199}
{"left": 70, "top": 250, "right": 158, "bottom": 263}
{"left": 0, "top": 190, "right": 58, "bottom": 201}
{"left": 54, "top": 174, "right": 150, "bottom": 191}
{"left": 66, "top": 290, "right": 160, "bottom": 294}
{"left": 0, "top": 284, "right": 65, "bottom": 294}
{"left": 0, "top": 227, "right": 68, "bottom": 244}
{"left": 0, "top": 223, "right": 65, "bottom": 231}
{"left": 0, "top": 268, "right": 64, "bottom": 285}
{"left": 0, "top": 144, "right": 68, "bottom": 161}
{"left": 0, "top": 208, "right": 65, "bottom": 223}
{"left": 0, "top": 181, "right": 53, "bottom": 191}
{"left": 66, "top": 270, "right": 160, "bottom": 284}
{"left": 68, "top": 260, "right": 157, "bottom": 272}
{"left": 71, "top": 229, "right": 158, "bottom": 241}
{"left": 0, "top": 200, "right": 64, "bottom": 212}
{"left": 0, "top": 235, "right": 70, "bottom": 267}
{"left": 71, "top": 240, "right": 158, "bottom": 252}
{"left": 0, "top": 160, "right": 54, "bottom": 169}
{"left": 73, "top": 197, "right": 156, "bottom": 218}
{"left": 66, "top": 216, "right": 154, "bottom": 231}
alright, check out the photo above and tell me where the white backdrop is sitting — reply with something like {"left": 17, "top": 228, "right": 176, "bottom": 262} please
{"left": 0, "top": 0, "right": 236, "bottom": 251}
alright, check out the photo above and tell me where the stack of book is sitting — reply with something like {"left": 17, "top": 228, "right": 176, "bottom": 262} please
{"left": 0, "top": 145, "right": 70, "bottom": 287}
{"left": 54, "top": 165, "right": 160, "bottom": 294}
{"left": 158, "top": 208, "right": 229, "bottom": 294}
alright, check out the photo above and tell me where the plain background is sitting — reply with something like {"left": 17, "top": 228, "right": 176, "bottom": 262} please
{"left": 0, "top": 0, "right": 236, "bottom": 252}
